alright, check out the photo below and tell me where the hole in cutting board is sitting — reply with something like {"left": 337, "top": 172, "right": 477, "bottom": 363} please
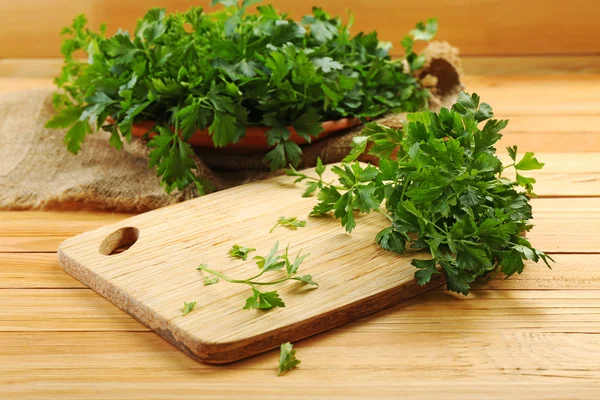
{"left": 99, "top": 227, "right": 139, "bottom": 256}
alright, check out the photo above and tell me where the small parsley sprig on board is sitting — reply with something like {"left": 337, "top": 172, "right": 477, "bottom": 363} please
{"left": 270, "top": 216, "right": 307, "bottom": 233}
{"left": 182, "top": 301, "right": 196, "bottom": 316}
{"left": 294, "top": 92, "right": 553, "bottom": 295}
{"left": 198, "top": 241, "right": 317, "bottom": 310}
{"left": 229, "top": 244, "right": 256, "bottom": 260}
{"left": 47, "top": 0, "right": 437, "bottom": 193}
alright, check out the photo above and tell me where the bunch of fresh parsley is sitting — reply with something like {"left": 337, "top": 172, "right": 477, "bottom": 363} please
{"left": 47, "top": 0, "right": 437, "bottom": 194}
{"left": 288, "top": 92, "right": 553, "bottom": 294}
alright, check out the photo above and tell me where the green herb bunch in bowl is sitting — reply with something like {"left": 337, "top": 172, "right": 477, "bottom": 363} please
{"left": 47, "top": 0, "right": 438, "bottom": 194}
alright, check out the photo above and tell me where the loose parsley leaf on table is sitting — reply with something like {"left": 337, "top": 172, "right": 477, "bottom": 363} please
{"left": 198, "top": 241, "right": 317, "bottom": 310}
{"left": 278, "top": 342, "right": 301, "bottom": 376}
{"left": 49, "top": 1, "right": 437, "bottom": 193}
{"left": 291, "top": 92, "right": 553, "bottom": 295}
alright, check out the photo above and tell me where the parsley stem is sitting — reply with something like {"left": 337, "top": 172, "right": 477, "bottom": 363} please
{"left": 376, "top": 207, "right": 393, "bottom": 222}
{"left": 246, "top": 277, "right": 291, "bottom": 286}
{"left": 198, "top": 264, "right": 292, "bottom": 286}
{"left": 197, "top": 265, "right": 247, "bottom": 284}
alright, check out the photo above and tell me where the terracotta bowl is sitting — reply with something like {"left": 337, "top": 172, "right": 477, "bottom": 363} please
{"left": 127, "top": 117, "right": 362, "bottom": 154}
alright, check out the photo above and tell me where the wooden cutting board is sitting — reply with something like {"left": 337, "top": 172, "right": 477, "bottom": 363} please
{"left": 58, "top": 164, "right": 445, "bottom": 364}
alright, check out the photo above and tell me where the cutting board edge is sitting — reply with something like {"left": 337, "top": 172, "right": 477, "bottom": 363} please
{"left": 57, "top": 241, "right": 446, "bottom": 364}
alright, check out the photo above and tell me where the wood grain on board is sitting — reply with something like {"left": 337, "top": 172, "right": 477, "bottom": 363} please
{"left": 0, "top": 0, "right": 599, "bottom": 58}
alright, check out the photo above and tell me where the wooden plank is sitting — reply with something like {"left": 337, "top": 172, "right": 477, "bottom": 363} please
{"left": 462, "top": 75, "right": 600, "bottom": 115}
{"left": 499, "top": 153, "right": 600, "bottom": 197}
{"left": 1, "top": 253, "right": 595, "bottom": 290}
{"left": 0, "top": 211, "right": 133, "bottom": 252}
{"left": 3, "top": 287, "right": 600, "bottom": 333}
{"left": 1, "top": 330, "right": 599, "bottom": 378}
{"left": 528, "top": 198, "right": 600, "bottom": 253}
{"left": 1, "top": 0, "right": 599, "bottom": 58}
{"left": 1, "top": 331, "right": 600, "bottom": 400}
{"left": 473, "top": 254, "right": 600, "bottom": 290}
{"left": 462, "top": 55, "right": 600, "bottom": 76}
{"left": 0, "top": 253, "right": 84, "bottom": 288}
{"left": 0, "top": 288, "right": 147, "bottom": 331}
{"left": 1, "top": 381, "right": 600, "bottom": 400}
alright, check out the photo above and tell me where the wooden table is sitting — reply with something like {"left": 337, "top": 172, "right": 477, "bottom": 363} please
{"left": 2, "top": 73, "right": 600, "bottom": 399}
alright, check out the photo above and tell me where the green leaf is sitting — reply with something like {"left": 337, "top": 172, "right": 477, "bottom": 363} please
{"left": 46, "top": 107, "right": 82, "bottom": 129}
{"left": 203, "top": 276, "right": 220, "bottom": 285}
{"left": 343, "top": 136, "right": 369, "bottom": 162}
{"left": 211, "top": 0, "right": 238, "bottom": 7}
{"left": 412, "top": 258, "right": 439, "bottom": 285}
{"left": 516, "top": 173, "right": 537, "bottom": 193}
{"left": 229, "top": 244, "right": 256, "bottom": 260}
{"left": 453, "top": 92, "right": 493, "bottom": 122}
{"left": 312, "top": 57, "right": 343, "bottom": 73}
{"left": 278, "top": 342, "right": 301, "bottom": 376}
{"left": 302, "top": 181, "right": 319, "bottom": 197}
{"left": 410, "top": 18, "right": 438, "bottom": 41}
{"left": 182, "top": 301, "right": 196, "bottom": 316}
{"left": 443, "top": 264, "right": 474, "bottom": 296}
{"left": 499, "top": 250, "right": 525, "bottom": 277}
{"left": 64, "top": 120, "right": 90, "bottom": 154}
{"left": 270, "top": 216, "right": 307, "bottom": 233}
{"left": 254, "top": 241, "right": 285, "bottom": 272}
{"left": 515, "top": 152, "right": 544, "bottom": 170}
{"left": 375, "top": 227, "right": 407, "bottom": 254}
{"left": 315, "top": 157, "right": 326, "bottom": 177}
{"left": 292, "top": 275, "right": 318, "bottom": 286}
{"left": 148, "top": 126, "right": 198, "bottom": 193}
{"left": 243, "top": 288, "right": 285, "bottom": 310}
{"left": 507, "top": 145, "right": 518, "bottom": 162}
{"left": 265, "top": 51, "right": 292, "bottom": 83}
{"left": 209, "top": 112, "right": 238, "bottom": 147}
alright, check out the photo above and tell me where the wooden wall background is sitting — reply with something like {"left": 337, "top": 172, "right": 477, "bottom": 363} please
{"left": 0, "top": 0, "right": 599, "bottom": 59}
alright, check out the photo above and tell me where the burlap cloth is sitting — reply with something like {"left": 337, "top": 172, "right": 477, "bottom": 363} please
{"left": 0, "top": 42, "right": 462, "bottom": 212}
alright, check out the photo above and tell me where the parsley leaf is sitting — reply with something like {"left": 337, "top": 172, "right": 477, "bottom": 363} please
{"left": 244, "top": 288, "right": 285, "bottom": 310}
{"left": 270, "top": 216, "right": 307, "bottom": 233}
{"left": 278, "top": 342, "right": 301, "bottom": 376}
{"left": 182, "top": 301, "right": 196, "bottom": 316}
{"left": 204, "top": 276, "right": 219, "bottom": 285}
{"left": 229, "top": 244, "right": 256, "bottom": 260}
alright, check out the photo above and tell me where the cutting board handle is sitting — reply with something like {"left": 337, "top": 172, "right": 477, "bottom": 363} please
{"left": 98, "top": 226, "right": 140, "bottom": 256}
